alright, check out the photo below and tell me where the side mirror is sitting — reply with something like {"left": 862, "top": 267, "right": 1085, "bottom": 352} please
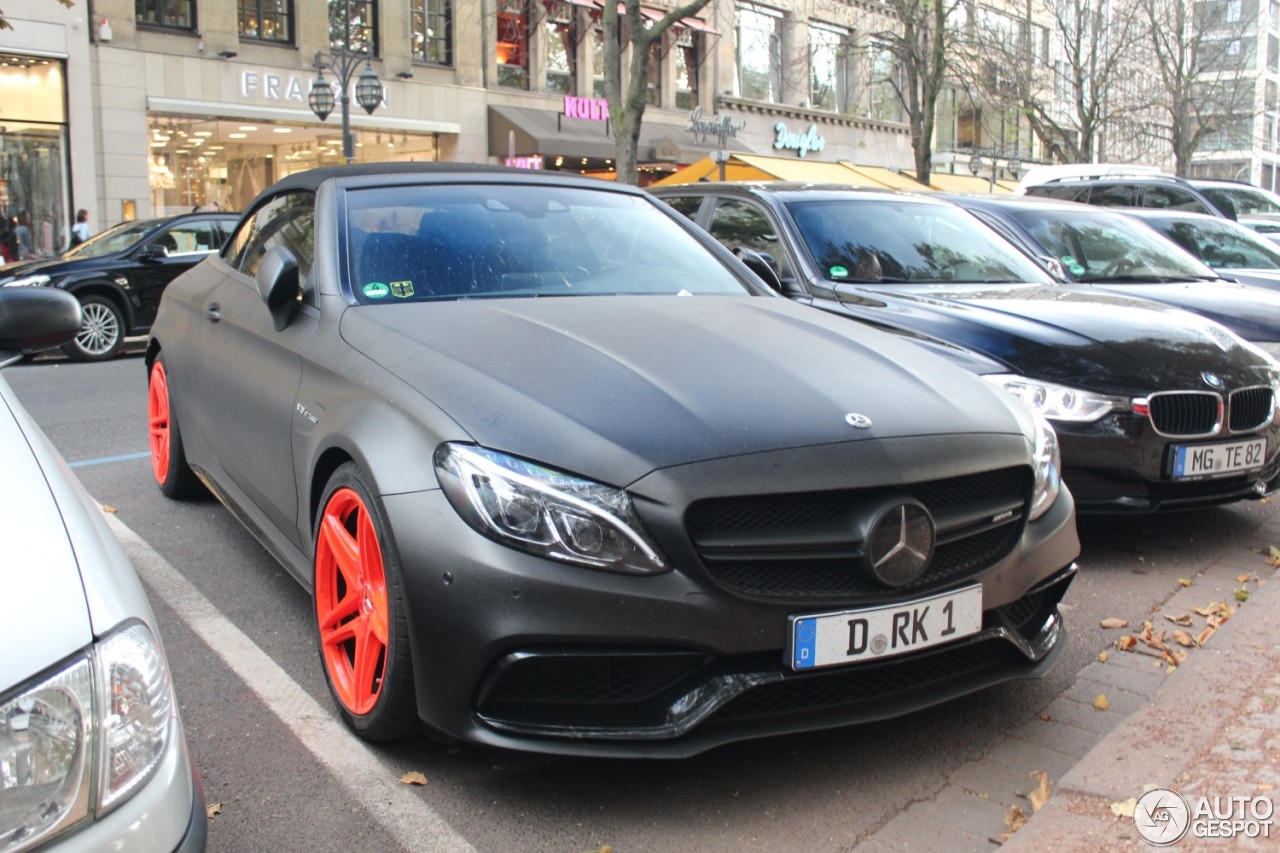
{"left": 255, "top": 245, "right": 300, "bottom": 332}
{"left": 733, "top": 246, "right": 784, "bottom": 293}
{"left": 1037, "top": 255, "right": 1067, "bottom": 280}
{"left": 141, "top": 243, "right": 170, "bottom": 260}
{"left": 0, "top": 288, "right": 83, "bottom": 365}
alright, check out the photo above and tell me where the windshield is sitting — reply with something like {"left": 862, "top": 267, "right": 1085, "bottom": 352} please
{"left": 1199, "top": 185, "right": 1280, "bottom": 217}
{"left": 783, "top": 198, "right": 1053, "bottom": 284}
{"left": 1005, "top": 207, "right": 1217, "bottom": 282}
{"left": 61, "top": 219, "right": 162, "bottom": 259}
{"left": 1150, "top": 216, "right": 1280, "bottom": 270}
{"left": 345, "top": 184, "right": 750, "bottom": 303}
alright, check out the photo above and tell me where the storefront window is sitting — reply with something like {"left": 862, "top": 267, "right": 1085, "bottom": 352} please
{"left": 0, "top": 56, "right": 69, "bottom": 261}
{"left": 329, "top": 0, "right": 376, "bottom": 57}
{"left": 546, "top": 2, "right": 576, "bottom": 95}
{"left": 735, "top": 3, "right": 782, "bottom": 102}
{"left": 810, "top": 22, "right": 851, "bottom": 113}
{"left": 411, "top": 0, "right": 451, "bottom": 65}
{"left": 497, "top": 0, "right": 530, "bottom": 89}
{"left": 136, "top": 0, "right": 196, "bottom": 31}
{"left": 238, "top": 0, "right": 292, "bottom": 44}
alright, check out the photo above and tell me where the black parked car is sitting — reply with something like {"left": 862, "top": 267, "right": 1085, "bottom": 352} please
{"left": 1118, "top": 208, "right": 1280, "bottom": 292}
{"left": 147, "top": 163, "right": 1079, "bottom": 756}
{"left": 948, "top": 194, "right": 1280, "bottom": 357}
{"left": 0, "top": 212, "right": 237, "bottom": 360}
{"left": 652, "top": 182, "right": 1280, "bottom": 513}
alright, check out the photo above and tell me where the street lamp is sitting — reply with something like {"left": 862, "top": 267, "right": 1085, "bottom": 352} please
{"left": 308, "top": 0, "right": 383, "bottom": 164}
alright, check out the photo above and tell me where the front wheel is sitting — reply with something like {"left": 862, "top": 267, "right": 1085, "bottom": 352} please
{"left": 63, "top": 294, "right": 124, "bottom": 361}
{"left": 314, "top": 463, "right": 419, "bottom": 741}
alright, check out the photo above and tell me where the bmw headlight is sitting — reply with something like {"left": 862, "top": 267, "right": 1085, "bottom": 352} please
{"left": 436, "top": 444, "right": 667, "bottom": 574}
{"left": 0, "top": 622, "right": 173, "bottom": 852}
{"left": 984, "top": 374, "right": 1127, "bottom": 423}
{"left": 1029, "top": 412, "right": 1062, "bottom": 522}
{"left": 0, "top": 275, "right": 51, "bottom": 288}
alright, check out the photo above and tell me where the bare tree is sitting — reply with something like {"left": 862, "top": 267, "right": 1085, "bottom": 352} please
{"left": 1139, "top": 0, "right": 1254, "bottom": 175}
{"left": 602, "top": 0, "right": 712, "bottom": 185}
{"left": 872, "top": 0, "right": 966, "bottom": 185}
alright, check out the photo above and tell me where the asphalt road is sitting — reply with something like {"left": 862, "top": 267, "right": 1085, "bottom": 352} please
{"left": 7, "top": 351, "right": 1278, "bottom": 852}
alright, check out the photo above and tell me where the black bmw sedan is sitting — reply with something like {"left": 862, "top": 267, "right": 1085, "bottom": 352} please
{"left": 0, "top": 212, "right": 237, "bottom": 361}
{"left": 651, "top": 182, "right": 1280, "bottom": 513}
{"left": 147, "top": 163, "right": 1078, "bottom": 757}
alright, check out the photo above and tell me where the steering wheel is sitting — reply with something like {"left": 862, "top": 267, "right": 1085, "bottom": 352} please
{"left": 1100, "top": 258, "right": 1139, "bottom": 277}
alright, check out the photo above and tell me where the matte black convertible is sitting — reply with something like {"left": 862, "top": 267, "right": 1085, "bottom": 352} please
{"left": 147, "top": 164, "right": 1077, "bottom": 757}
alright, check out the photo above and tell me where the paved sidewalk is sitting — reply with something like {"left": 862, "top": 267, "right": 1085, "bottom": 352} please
{"left": 999, "top": 512, "right": 1280, "bottom": 851}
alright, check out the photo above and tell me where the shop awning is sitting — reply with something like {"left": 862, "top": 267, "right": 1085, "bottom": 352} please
{"left": 839, "top": 163, "right": 928, "bottom": 190}
{"left": 652, "top": 153, "right": 927, "bottom": 189}
{"left": 906, "top": 171, "right": 1015, "bottom": 194}
{"left": 489, "top": 104, "right": 618, "bottom": 160}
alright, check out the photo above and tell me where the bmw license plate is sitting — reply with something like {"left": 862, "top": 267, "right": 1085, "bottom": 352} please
{"left": 1173, "top": 438, "right": 1266, "bottom": 480}
{"left": 788, "top": 585, "right": 984, "bottom": 671}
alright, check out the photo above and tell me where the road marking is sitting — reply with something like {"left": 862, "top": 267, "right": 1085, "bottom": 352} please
{"left": 69, "top": 450, "right": 150, "bottom": 468}
{"left": 102, "top": 512, "right": 475, "bottom": 853}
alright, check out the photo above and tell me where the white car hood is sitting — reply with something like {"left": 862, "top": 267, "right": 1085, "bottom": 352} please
{"left": 0, "top": 388, "right": 92, "bottom": 689}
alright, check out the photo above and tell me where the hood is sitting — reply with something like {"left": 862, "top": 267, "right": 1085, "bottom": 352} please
{"left": 0, "top": 254, "right": 115, "bottom": 283}
{"left": 1081, "top": 280, "right": 1280, "bottom": 343}
{"left": 0, "top": 388, "right": 91, "bottom": 689}
{"left": 830, "top": 283, "right": 1276, "bottom": 395}
{"left": 339, "top": 296, "right": 1029, "bottom": 486}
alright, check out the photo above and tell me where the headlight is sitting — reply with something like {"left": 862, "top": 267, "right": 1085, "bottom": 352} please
{"left": 435, "top": 444, "right": 667, "bottom": 574}
{"left": 0, "top": 275, "right": 51, "bottom": 288}
{"left": 0, "top": 622, "right": 173, "bottom": 852}
{"left": 984, "top": 374, "right": 1127, "bottom": 422}
{"left": 1029, "top": 413, "right": 1062, "bottom": 522}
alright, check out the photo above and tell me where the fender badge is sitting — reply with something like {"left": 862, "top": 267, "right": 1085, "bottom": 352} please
{"left": 845, "top": 413, "right": 873, "bottom": 429}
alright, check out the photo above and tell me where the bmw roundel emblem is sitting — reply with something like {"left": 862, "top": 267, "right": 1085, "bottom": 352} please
{"left": 845, "top": 413, "right": 873, "bottom": 429}
{"left": 1202, "top": 372, "right": 1224, "bottom": 389}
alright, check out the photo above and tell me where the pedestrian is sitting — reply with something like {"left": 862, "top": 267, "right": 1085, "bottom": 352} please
{"left": 70, "top": 209, "right": 90, "bottom": 247}
{"left": 13, "top": 214, "right": 33, "bottom": 260}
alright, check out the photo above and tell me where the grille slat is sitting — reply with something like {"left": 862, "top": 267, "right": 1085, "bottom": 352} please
{"left": 1229, "top": 386, "right": 1274, "bottom": 433}
{"left": 1148, "top": 392, "right": 1219, "bottom": 437}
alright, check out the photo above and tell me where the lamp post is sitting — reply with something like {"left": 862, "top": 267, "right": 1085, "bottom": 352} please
{"left": 308, "top": 0, "right": 383, "bottom": 164}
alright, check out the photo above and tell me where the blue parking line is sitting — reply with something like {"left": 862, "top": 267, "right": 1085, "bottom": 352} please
{"left": 69, "top": 451, "right": 151, "bottom": 469}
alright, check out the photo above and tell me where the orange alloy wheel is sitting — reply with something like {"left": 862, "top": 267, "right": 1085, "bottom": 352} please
{"left": 315, "top": 488, "right": 390, "bottom": 715}
{"left": 147, "top": 361, "right": 171, "bottom": 485}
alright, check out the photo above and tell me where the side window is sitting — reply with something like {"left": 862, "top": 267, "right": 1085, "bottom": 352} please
{"left": 158, "top": 219, "right": 223, "bottom": 255}
{"left": 1029, "top": 184, "right": 1088, "bottom": 201}
{"left": 1142, "top": 187, "right": 1209, "bottom": 213}
{"left": 226, "top": 192, "right": 315, "bottom": 288}
{"left": 661, "top": 196, "right": 705, "bottom": 221}
{"left": 1089, "top": 183, "right": 1138, "bottom": 207}
{"left": 707, "top": 198, "right": 788, "bottom": 278}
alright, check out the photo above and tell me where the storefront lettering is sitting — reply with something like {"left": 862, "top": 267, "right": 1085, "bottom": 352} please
{"left": 239, "top": 70, "right": 388, "bottom": 108}
{"left": 686, "top": 106, "right": 745, "bottom": 148}
{"left": 773, "top": 122, "right": 826, "bottom": 158}
{"left": 505, "top": 156, "right": 544, "bottom": 170}
{"left": 563, "top": 96, "right": 609, "bottom": 121}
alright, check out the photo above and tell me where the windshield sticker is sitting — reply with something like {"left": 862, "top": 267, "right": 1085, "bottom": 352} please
{"left": 1069, "top": 263, "right": 1086, "bottom": 276}
{"left": 829, "top": 265, "right": 849, "bottom": 279}
{"left": 390, "top": 280, "right": 415, "bottom": 298}
{"left": 363, "top": 282, "right": 390, "bottom": 299}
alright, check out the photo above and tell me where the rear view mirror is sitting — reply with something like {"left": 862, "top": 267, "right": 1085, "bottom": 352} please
{"left": 734, "top": 247, "right": 784, "bottom": 292}
{"left": 0, "top": 288, "right": 83, "bottom": 364}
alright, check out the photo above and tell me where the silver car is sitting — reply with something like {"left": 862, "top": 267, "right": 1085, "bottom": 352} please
{"left": 0, "top": 288, "right": 206, "bottom": 851}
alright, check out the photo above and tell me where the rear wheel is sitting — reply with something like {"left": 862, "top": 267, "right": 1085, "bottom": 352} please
{"left": 148, "top": 355, "right": 203, "bottom": 498}
{"left": 63, "top": 294, "right": 124, "bottom": 361}
{"left": 314, "top": 463, "right": 418, "bottom": 741}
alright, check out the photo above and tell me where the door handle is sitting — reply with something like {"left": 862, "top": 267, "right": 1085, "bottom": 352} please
{"left": 204, "top": 303, "right": 221, "bottom": 322}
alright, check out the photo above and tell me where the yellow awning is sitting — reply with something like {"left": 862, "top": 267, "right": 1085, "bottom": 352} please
{"left": 838, "top": 163, "right": 927, "bottom": 190}
{"left": 653, "top": 153, "right": 928, "bottom": 189}
{"left": 730, "top": 154, "right": 883, "bottom": 185}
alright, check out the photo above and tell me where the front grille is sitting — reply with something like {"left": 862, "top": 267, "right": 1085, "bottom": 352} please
{"left": 1229, "top": 386, "right": 1274, "bottom": 433}
{"left": 686, "top": 468, "right": 1028, "bottom": 600}
{"left": 1148, "top": 392, "right": 1220, "bottom": 437}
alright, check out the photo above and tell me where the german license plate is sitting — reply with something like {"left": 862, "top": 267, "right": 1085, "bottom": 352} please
{"left": 789, "top": 585, "right": 984, "bottom": 671}
{"left": 1173, "top": 438, "right": 1266, "bottom": 480}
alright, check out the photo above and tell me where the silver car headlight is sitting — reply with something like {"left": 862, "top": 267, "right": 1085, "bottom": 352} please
{"left": 1029, "top": 412, "right": 1062, "bottom": 522}
{"left": 0, "top": 275, "right": 51, "bottom": 288}
{"left": 0, "top": 622, "right": 173, "bottom": 852}
{"left": 984, "top": 374, "right": 1127, "bottom": 423}
{"left": 436, "top": 444, "right": 667, "bottom": 575}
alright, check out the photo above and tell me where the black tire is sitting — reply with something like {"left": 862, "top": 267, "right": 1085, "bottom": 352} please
{"left": 313, "top": 462, "right": 419, "bottom": 741}
{"left": 62, "top": 294, "right": 124, "bottom": 362}
{"left": 148, "top": 354, "right": 204, "bottom": 499}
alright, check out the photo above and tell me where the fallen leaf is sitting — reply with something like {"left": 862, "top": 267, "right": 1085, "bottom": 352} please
{"left": 1235, "top": 587, "right": 1251, "bottom": 602}
{"left": 1092, "top": 694, "right": 1110, "bottom": 711}
{"left": 1110, "top": 798, "right": 1137, "bottom": 818}
{"left": 1117, "top": 636, "right": 1138, "bottom": 651}
{"left": 1197, "top": 624, "right": 1217, "bottom": 646}
{"left": 1039, "top": 713, "right": 1051, "bottom": 721}
{"left": 1172, "top": 630, "right": 1195, "bottom": 648}
{"left": 101, "top": 504, "right": 118, "bottom": 514}
{"left": 1193, "top": 605, "right": 1215, "bottom": 617}
{"left": 1178, "top": 577, "right": 1193, "bottom": 587}
{"left": 1167, "top": 664, "right": 1178, "bottom": 674}
{"left": 399, "top": 771, "right": 428, "bottom": 786}
{"left": 1100, "top": 617, "right": 1129, "bottom": 629}
{"left": 1027, "top": 771, "right": 1052, "bottom": 813}
{"left": 207, "top": 802, "right": 223, "bottom": 818}
{"left": 1237, "top": 574, "right": 1252, "bottom": 583}
{"left": 1162, "top": 648, "right": 1188, "bottom": 667}
{"left": 1163, "top": 613, "right": 1192, "bottom": 627}
{"left": 1097, "top": 650, "right": 1109, "bottom": 663}
{"left": 1004, "top": 804, "right": 1028, "bottom": 834}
